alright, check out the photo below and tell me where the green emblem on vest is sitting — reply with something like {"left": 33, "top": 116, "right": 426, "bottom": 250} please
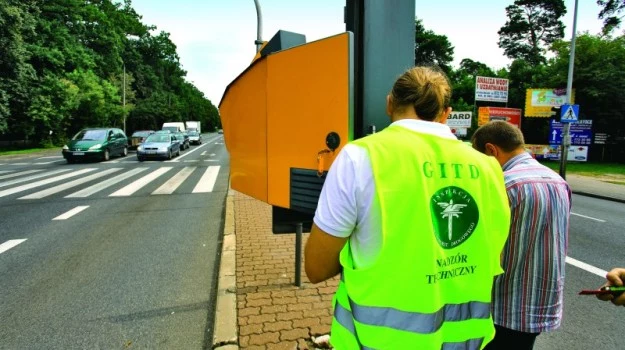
{"left": 431, "top": 186, "right": 479, "bottom": 249}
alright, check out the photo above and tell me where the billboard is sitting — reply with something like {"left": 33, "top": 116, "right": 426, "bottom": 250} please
{"left": 446, "top": 111, "right": 472, "bottom": 128}
{"left": 475, "top": 76, "right": 509, "bottom": 103}
{"left": 478, "top": 107, "right": 522, "bottom": 127}
{"left": 525, "top": 88, "right": 576, "bottom": 117}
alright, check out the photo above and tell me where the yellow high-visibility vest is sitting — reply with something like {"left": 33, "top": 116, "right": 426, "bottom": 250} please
{"left": 330, "top": 124, "right": 510, "bottom": 349}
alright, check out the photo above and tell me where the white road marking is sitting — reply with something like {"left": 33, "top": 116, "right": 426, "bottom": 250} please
{"left": 52, "top": 206, "right": 90, "bottom": 220}
{"left": 0, "top": 170, "right": 13, "bottom": 175}
{"left": 109, "top": 167, "right": 172, "bottom": 196}
{"left": 192, "top": 166, "right": 220, "bottom": 193}
{"left": 66, "top": 168, "right": 148, "bottom": 198}
{"left": 201, "top": 151, "right": 207, "bottom": 156}
{"left": 173, "top": 143, "right": 209, "bottom": 161}
{"left": 11, "top": 163, "right": 29, "bottom": 166}
{"left": 204, "top": 160, "right": 219, "bottom": 162}
{"left": 184, "top": 160, "right": 199, "bottom": 163}
{"left": 0, "top": 168, "right": 95, "bottom": 198}
{"left": 0, "top": 169, "right": 72, "bottom": 188}
{"left": 152, "top": 167, "right": 196, "bottom": 195}
{"left": 36, "top": 156, "right": 63, "bottom": 159}
{"left": 0, "top": 169, "right": 43, "bottom": 181}
{"left": 19, "top": 168, "right": 122, "bottom": 199}
{"left": 566, "top": 256, "right": 607, "bottom": 277}
{"left": 34, "top": 161, "right": 64, "bottom": 165}
{"left": 0, "top": 239, "right": 27, "bottom": 254}
{"left": 571, "top": 212, "right": 605, "bottom": 222}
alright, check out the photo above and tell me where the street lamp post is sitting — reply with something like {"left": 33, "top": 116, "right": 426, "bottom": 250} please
{"left": 253, "top": 0, "right": 263, "bottom": 52}
{"left": 123, "top": 62, "right": 126, "bottom": 134}
{"left": 559, "top": 0, "right": 578, "bottom": 179}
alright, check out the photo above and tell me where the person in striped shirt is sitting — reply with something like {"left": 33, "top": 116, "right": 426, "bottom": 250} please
{"left": 471, "top": 121, "right": 572, "bottom": 349}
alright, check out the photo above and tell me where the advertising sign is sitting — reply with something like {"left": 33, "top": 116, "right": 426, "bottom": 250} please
{"left": 525, "top": 88, "right": 575, "bottom": 117}
{"left": 449, "top": 127, "right": 468, "bottom": 137}
{"left": 477, "top": 107, "right": 522, "bottom": 127}
{"left": 538, "top": 145, "right": 589, "bottom": 162}
{"left": 549, "top": 119, "right": 592, "bottom": 145}
{"left": 475, "top": 76, "right": 509, "bottom": 103}
{"left": 446, "top": 111, "right": 472, "bottom": 128}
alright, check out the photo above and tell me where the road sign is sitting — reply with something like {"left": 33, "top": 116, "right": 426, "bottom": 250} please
{"left": 560, "top": 104, "right": 579, "bottom": 123}
{"left": 549, "top": 119, "right": 592, "bottom": 145}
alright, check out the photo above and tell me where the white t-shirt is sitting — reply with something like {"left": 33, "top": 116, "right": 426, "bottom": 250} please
{"left": 313, "top": 119, "right": 458, "bottom": 268}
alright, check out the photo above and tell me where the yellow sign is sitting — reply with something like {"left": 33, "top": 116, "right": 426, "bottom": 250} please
{"left": 525, "top": 89, "right": 575, "bottom": 117}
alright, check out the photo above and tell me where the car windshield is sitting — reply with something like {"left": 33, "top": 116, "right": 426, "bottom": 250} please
{"left": 146, "top": 134, "right": 170, "bottom": 143}
{"left": 188, "top": 131, "right": 199, "bottom": 136}
{"left": 73, "top": 129, "right": 107, "bottom": 141}
{"left": 132, "top": 131, "right": 151, "bottom": 137}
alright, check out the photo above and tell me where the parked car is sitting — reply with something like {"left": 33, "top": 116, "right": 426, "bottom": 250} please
{"left": 62, "top": 128, "right": 128, "bottom": 163}
{"left": 136, "top": 133, "right": 181, "bottom": 161}
{"left": 129, "top": 130, "right": 154, "bottom": 150}
{"left": 217, "top": 129, "right": 224, "bottom": 134}
{"left": 187, "top": 130, "right": 202, "bottom": 145}
{"left": 174, "top": 131, "right": 190, "bottom": 150}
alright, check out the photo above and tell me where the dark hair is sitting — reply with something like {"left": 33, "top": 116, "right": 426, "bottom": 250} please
{"left": 471, "top": 121, "right": 525, "bottom": 153}
{"left": 390, "top": 66, "right": 451, "bottom": 121}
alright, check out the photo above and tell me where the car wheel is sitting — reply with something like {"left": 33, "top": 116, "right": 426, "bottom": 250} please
{"left": 121, "top": 146, "right": 128, "bottom": 157}
{"left": 176, "top": 149, "right": 180, "bottom": 156}
{"left": 137, "top": 156, "right": 144, "bottom": 162}
{"left": 167, "top": 150, "right": 172, "bottom": 160}
{"left": 66, "top": 158, "right": 74, "bottom": 164}
{"left": 103, "top": 149, "right": 110, "bottom": 161}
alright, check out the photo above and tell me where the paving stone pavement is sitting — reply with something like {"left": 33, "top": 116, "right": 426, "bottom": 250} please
{"left": 233, "top": 192, "right": 338, "bottom": 350}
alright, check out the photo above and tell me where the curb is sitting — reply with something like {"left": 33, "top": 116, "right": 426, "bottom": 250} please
{"left": 572, "top": 190, "right": 625, "bottom": 204}
{"left": 213, "top": 188, "right": 239, "bottom": 349}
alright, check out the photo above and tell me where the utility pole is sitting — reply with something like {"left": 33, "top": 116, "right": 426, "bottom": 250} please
{"left": 123, "top": 62, "right": 126, "bottom": 134}
{"left": 253, "top": 0, "right": 263, "bottom": 53}
{"left": 559, "top": 0, "right": 578, "bottom": 179}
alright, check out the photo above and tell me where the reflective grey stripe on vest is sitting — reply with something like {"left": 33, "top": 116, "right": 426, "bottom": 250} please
{"left": 350, "top": 300, "right": 490, "bottom": 334}
{"left": 334, "top": 297, "right": 490, "bottom": 348}
{"left": 442, "top": 337, "right": 484, "bottom": 350}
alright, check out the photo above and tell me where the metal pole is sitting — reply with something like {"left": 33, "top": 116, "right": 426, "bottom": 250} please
{"left": 559, "top": 0, "right": 578, "bottom": 179}
{"left": 294, "top": 222, "right": 303, "bottom": 287}
{"left": 123, "top": 63, "right": 126, "bottom": 134}
{"left": 253, "top": 0, "right": 263, "bottom": 52}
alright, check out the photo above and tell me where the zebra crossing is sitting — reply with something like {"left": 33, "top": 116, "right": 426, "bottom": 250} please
{"left": 0, "top": 165, "right": 222, "bottom": 200}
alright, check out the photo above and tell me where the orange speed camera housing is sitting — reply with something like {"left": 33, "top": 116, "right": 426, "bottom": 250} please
{"left": 220, "top": 32, "right": 353, "bottom": 213}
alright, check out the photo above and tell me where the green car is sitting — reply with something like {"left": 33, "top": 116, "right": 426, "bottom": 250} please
{"left": 62, "top": 128, "right": 128, "bottom": 163}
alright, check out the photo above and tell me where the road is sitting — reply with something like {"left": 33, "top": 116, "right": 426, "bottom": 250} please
{"left": 536, "top": 194, "right": 625, "bottom": 349}
{"left": 0, "top": 132, "right": 229, "bottom": 349}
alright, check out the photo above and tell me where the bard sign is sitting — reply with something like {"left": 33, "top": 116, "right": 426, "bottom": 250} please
{"left": 475, "top": 76, "right": 508, "bottom": 103}
{"left": 446, "top": 111, "right": 472, "bottom": 128}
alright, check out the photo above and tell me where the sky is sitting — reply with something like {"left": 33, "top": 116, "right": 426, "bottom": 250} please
{"left": 130, "top": 0, "right": 607, "bottom": 106}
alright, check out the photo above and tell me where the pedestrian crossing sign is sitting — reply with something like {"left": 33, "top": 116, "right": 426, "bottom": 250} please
{"left": 560, "top": 104, "right": 579, "bottom": 123}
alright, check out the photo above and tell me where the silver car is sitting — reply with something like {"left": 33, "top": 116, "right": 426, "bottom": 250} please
{"left": 136, "top": 133, "right": 181, "bottom": 161}
{"left": 187, "top": 130, "right": 202, "bottom": 145}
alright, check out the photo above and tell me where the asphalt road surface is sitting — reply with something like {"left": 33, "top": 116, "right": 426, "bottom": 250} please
{"left": 0, "top": 132, "right": 229, "bottom": 349}
{"left": 535, "top": 194, "right": 625, "bottom": 349}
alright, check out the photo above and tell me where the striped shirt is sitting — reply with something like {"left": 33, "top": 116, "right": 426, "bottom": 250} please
{"left": 492, "top": 152, "right": 571, "bottom": 333}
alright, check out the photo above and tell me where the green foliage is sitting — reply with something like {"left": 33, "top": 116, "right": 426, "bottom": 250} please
{"left": 414, "top": 18, "right": 455, "bottom": 74}
{"left": 0, "top": 0, "right": 218, "bottom": 146}
{"left": 498, "top": 0, "right": 566, "bottom": 65}
{"left": 597, "top": 0, "right": 625, "bottom": 34}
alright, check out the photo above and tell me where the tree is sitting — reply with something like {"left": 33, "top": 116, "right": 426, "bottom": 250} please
{"left": 548, "top": 34, "right": 625, "bottom": 133}
{"left": 498, "top": 0, "right": 566, "bottom": 65}
{"left": 414, "top": 18, "right": 454, "bottom": 73}
{"left": 597, "top": 0, "right": 625, "bottom": 34}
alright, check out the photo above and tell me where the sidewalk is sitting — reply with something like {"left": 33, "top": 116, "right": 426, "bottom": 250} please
{"left": 212, "top": 174, "right": 625, "bottom": 350}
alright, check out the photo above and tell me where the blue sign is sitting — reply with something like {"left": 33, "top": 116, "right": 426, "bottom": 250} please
{"left": 549, "top": 119, "right": 592, "bottom": 145}
{"left": 560, "top": 104, "right": 580, "bottom": 123}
